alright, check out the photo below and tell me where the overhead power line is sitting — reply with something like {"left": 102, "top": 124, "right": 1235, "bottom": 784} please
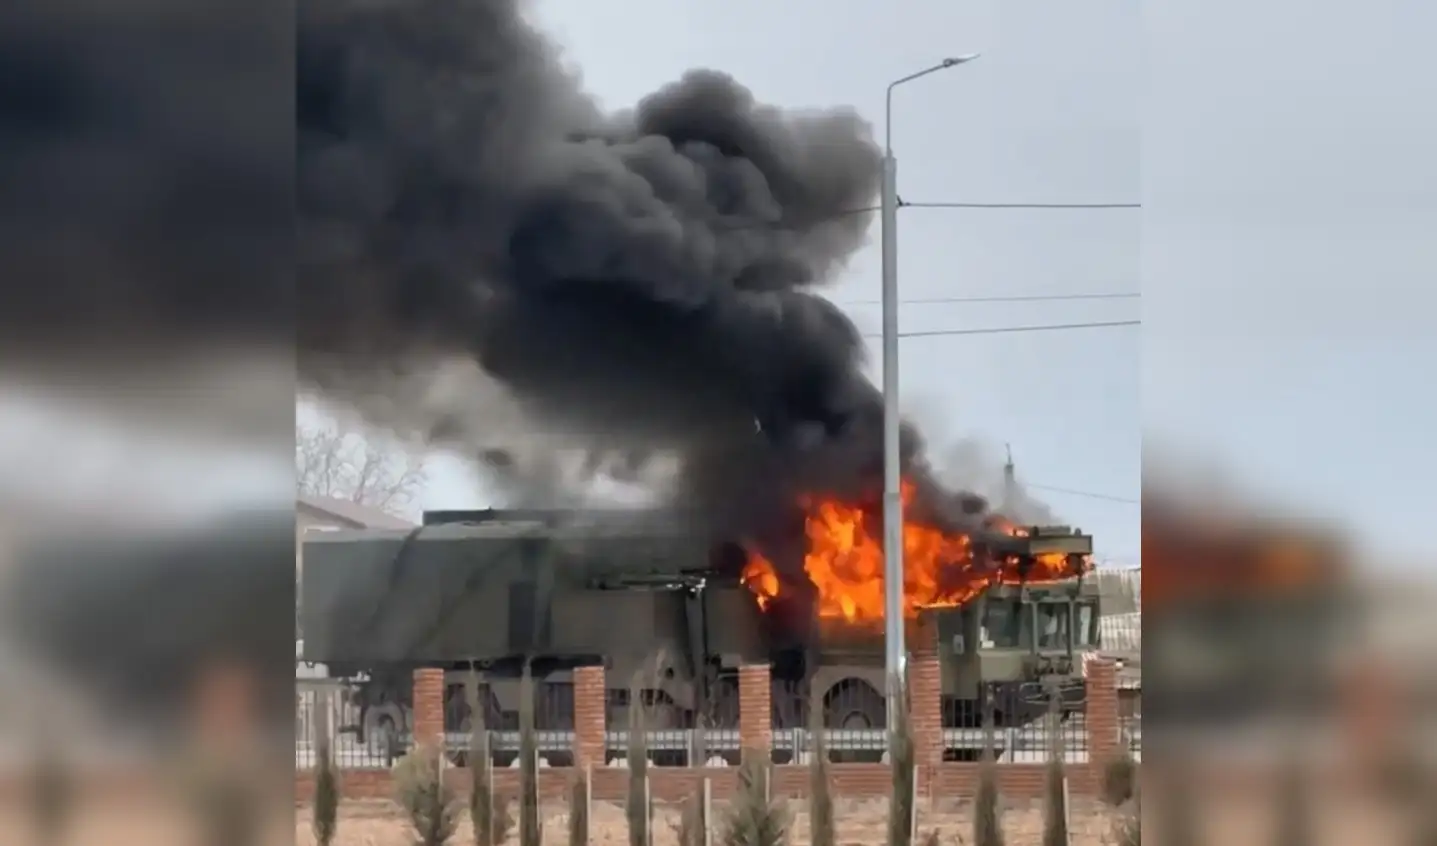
{"left": 900, "top": 200, "right": 1141, "bottom": 210}
{"left": 841, "top": 291, "right": 1140, "bottom": 306}
{"left": 714, "top": 206, "right": 876, "bottom": 231}
{"left": 1026, "top": 483, "right": 1139, "bottom": 505}
{"left": 860, "top": 319, "right": 1140, "bottom": 340}
{"left": 714, "top": 198, "right": 1141, "bottom": 230}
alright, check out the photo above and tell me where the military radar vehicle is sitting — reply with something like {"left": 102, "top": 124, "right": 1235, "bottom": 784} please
{"left": 299, "top": 510, "right": 1100, "bottom": 758}
{"left": 931, "top": 528, "right": 1102, "bottom": 715}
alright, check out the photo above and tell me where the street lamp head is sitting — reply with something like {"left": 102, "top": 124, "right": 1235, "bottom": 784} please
{"left": 886, "top": 54, "right": 982, "bottom": 151}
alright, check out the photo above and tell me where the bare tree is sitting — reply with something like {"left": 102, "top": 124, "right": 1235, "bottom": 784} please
{"left": 296, "top": 419, "right": 427, "bottom": 516}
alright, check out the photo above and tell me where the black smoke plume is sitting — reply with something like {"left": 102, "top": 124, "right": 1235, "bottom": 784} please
{"left": 298, "top": 0, "right": 998, "bottom": 555}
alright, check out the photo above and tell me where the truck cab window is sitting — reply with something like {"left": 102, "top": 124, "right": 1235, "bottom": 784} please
{"left": 1074, "top": 602, "right": 1097, "bottom": 648}
{"left": 1035, "top": 602, "right": 1070, "bottom": 650}
{"left": 981, "top": 600, "right": 1021, "bottom": 647}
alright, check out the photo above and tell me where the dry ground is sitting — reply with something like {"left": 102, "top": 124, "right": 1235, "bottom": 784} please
{"left": 295, "top": 797, "right": 1129, "bottom": 846}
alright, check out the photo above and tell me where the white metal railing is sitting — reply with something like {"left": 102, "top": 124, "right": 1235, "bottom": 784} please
{"left": 295, "top": 678, "right": 1139, "bottom": 767}
{"left": 373, "top": 725, "right": 1115, "bottom": 756}
{"left": 293, "top": 724, "right": 1141, "bottom": 767}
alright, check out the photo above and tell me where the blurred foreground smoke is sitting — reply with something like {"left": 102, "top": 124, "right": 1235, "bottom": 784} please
{"left": 0, "top": 0, "right": 293, "bottom": 844}
{"left": 0, "top": 511, "right": 297, "bottom": 846}
{"left": 0, "top": 0, "right": 291, "bottom": 442}
{"left": 0, "top": 518, "right": 296, "bottom": 738}
{"left": 1141, "top": 484, "right": 1354, "bottom": 726}
{"left": 0, "top": 1, "right": 289, "bottom": 374}
{"left": 1143, "top": 455, "right": 1437, "bottom": 846}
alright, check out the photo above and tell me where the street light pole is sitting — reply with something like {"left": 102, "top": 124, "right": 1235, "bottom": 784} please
{"left": 880, "top": 54, "right": 980, "bottom": 730}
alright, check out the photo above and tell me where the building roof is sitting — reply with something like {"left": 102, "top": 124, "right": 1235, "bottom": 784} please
{"left": 1099, "top": 611, "right": 1141, "bottom": 652}
{"left": 1093, "top": 567, "right": 1141, "bottom": 613}
{"left": 297, "top": 493, "right": 416, "bottom": 530}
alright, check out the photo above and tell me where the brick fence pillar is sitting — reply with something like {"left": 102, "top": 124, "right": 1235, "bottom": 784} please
{"left": 1085, "top": 658, "right": 1120, "bottom": 764}
{"left": 573, "top": 664, "right": 608, "bottom": 768}
{"left": 412, "top": 668, "right": 446, "bottom": 749}
{"left": 739, "top": 663, "right": 773, "bottom": 754}
{"left": 197, "top": 663, "right": 253, "bottom": 735}
{"left": 194, "top": 661, "right": 257, "bottom": 763}
{"left": 908, "top": 651, "right": 944, "bottom": 769}
{"left": 1341, "top": 659, "right": 1399, "bottom": 779}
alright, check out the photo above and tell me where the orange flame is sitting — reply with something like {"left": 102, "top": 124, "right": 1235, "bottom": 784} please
{"left": 741, "top": 480, "right": 1085, "bottom": 625}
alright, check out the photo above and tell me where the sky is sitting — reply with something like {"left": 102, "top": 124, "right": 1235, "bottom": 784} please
{"left": 1142, "top": 0, "right": 1435, "bottom": 563}
{"left": 300, "top": 0, "right": 1146, "bottom": 563}
{"left": 303, "top": 0, "right": 1437, "bottom": 568}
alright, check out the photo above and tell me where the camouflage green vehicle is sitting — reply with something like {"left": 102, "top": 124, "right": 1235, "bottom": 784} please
{"left": 932, "top": 568, "right": 1101, "bottom": 714}
{"left": 300, "top": 509, "right": 764, "bottom": 753}
{"left": 800, "top": 527, "right": 1099, "bottom": 748}
{"left": 299, "top": 510, "right": 1097, "bottom": 759}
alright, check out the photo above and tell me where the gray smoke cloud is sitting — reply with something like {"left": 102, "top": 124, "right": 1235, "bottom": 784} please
{"left": 298, "top": 0, "right": 1004, "bottom": 553}
{"left": 903, "top": 399, "right": 1061, "bottom": 526}
{"left": 935, "top": 438, "right": 1060, "bottom": 526}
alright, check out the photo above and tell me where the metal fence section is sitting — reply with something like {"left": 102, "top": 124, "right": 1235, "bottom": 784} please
{"left": 446, "top": 678, "right": 575, "bottom": 731}
{"left": 602, "top": 687, "right": 706, "bottom": 767}
{"left": 1120, "top": 706, "right": 1142, "bottom": 762}
{"left": 939, "top": 682, "right": 1091, "bottom": 763}
{"left": 596, "top": 678, "right": 894, "bottom": 766}
{"left": 297, "top": 679, "right": 409, "bottom": 769}
{"left": 441, "top": 680, "right": 576, "bottom": 767}
{"left": 799, "top": 679, "right": 889, "bottom": 761}
{"left": 594, "top": 725, "right": 1016, "bottom": 768}
{"left": 774, "top": 678, "right": 886, "bottom": 752}
{"left": 602, "top": 726, "right": 733, "bottom": 767}
{"left": 297, "top": 669, "right": 1135, "bottom": 769}
{"left": 440, "top": 728, "right": 572, "bottom": 768}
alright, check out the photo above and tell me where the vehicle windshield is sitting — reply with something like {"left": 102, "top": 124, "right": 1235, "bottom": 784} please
{"left": 980, "top": 599, "right": 1023, "bottom": 647}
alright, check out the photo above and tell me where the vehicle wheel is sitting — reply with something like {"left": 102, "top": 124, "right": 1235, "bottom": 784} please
{"left": 823, "top": 681, "right": 885, "bottom": 764}
{"left": 363, "top": 704, "right": 406, "bottom": 763}
{"left": 824, "top": 681, "right": 885, "bottom": 730}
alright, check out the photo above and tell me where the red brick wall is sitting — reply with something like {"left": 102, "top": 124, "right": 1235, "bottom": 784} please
{"left": 295, "top": 762, "right": 1092, "bottom": 804}
{"left": 1340, "top": 658, "right": 1403, "bottom": 780}
{"left": 296, "top": 655, "right": 1137, "bottom": 804}
{"left": 738, "top": 663, "right": 772, "bottom": 752}
{"left": 195, "top": 663, "right": 255, "bottom": 740}
{"left": 573, "top": 664, "right": 607, "bottom": 767}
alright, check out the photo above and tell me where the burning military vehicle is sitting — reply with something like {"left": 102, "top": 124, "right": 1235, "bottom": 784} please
{"left": 300, "top": 493, "right": 1097, "bottom": 758}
